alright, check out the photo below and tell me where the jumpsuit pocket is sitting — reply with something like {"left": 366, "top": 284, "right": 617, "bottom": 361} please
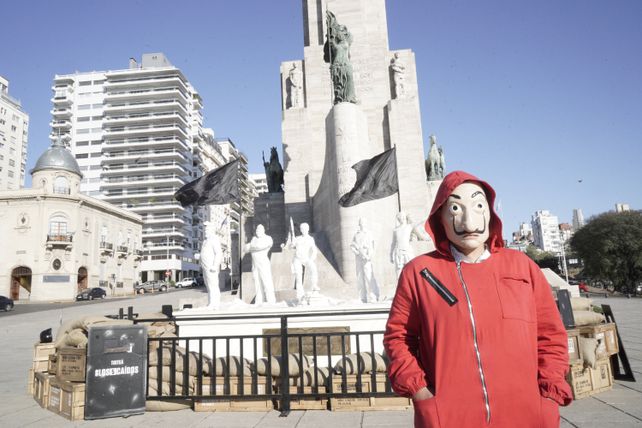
{"left": 496, "top": 276, "right": 536, "bottom": 322}
{"left": 413, "top": 397, "right": 441, "bottom": 428}
{"left": 539, "top": 395, "right": 560, "bottom": 428}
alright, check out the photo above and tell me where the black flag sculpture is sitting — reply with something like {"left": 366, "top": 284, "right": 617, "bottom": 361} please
{"left": 338, "top": 147, "right": 398, "bottom": 207}
{"left": 174, "top": 160, "right": 239, "bottom": 207}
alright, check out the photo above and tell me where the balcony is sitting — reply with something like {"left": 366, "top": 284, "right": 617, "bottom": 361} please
{"left": 101, "top": 173, "right": 185, "bottom": 189}
{"left": 103, "top": 189, "right": 177, "bottom": 201}
{"left": 99, "top": 241, "right": 114, "bottom": 256}
{"left": 46, "top": 233, "right": 73, "bottom": 251}
{"left": 50, "top": 120, "right": 72, "bottom": 130}
{"left": 103, "top": 99, "right": 188, "bottom": 116}
{"left": 103, "top": 136, "right": 189, "bottom": 152}
{"left": 102, "top": 161, "right": 188, "bottom": 176}
{"left": 103, "top": 123, "right": 188, "bottom": 140}
{"left": 104, "top": 87, "right": 188, "bottom": 104}
{"left": 101, "top": 148, "right": 188, "bottom": 164}
{"left": 129, "top": 201, "right": 185, "bottom": 213}
{"left": 104, "top": 75, "right": 188, "bottom": 92}
{"left": 103, "top": 111, "right": 188, "bottom": 128}
{"left": 51, "top": 108, "right": 72, "bottom": 118}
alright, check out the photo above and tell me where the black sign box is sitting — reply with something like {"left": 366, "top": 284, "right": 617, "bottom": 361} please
{"left": 84, "top": 325, "right": 147, "bottom": 420}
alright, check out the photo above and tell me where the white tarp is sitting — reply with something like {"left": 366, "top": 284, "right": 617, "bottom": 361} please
{"left": 541, "top": 268, "right": 580, "bottom": 298}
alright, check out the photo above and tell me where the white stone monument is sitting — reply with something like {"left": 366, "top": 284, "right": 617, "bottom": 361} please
{"left": 280, "top": 0, "right": 435, "bottom": 293}
{"left": 390, "top": 212, "right": 415, "bottom": 279}
{"left": 350, "top": 218, "right": 380, "bottom": 302}
{"left": 289, "top": 222, "right": 320, "bottom": 301}
{"left": 244, "top": 224, "right": 276, "bottom": 304}
{"left": 200, "top": 221, "right": 222, "bottom": 308}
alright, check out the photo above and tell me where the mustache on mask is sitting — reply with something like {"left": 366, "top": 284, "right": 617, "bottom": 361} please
{"left": 451, "top": 213, "right": 487, "bottom": 236}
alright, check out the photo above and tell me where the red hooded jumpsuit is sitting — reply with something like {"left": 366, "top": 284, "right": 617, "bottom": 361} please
{"left": 384, "top": 171, "right": 572, "bottom": 428}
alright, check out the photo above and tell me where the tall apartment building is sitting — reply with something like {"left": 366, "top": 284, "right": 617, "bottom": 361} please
{"left": 615, "top": 203, "right": 630, "bottom": 213}
{"left": 0, "top": 76, "right": 29, "bottom": 190}
{"left": 572, "top": 208, "right": 585, "bottom": 231}
{"left": 248, "top": 173, "right": 268, "bottom": 195}
{"left": 50, "top": 53, "right": 206, "bottom": 282}
{"left": 531, "top": 210, "right": 562, "bottom": 254}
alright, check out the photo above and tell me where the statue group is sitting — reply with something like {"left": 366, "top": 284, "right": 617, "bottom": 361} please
{"left": 198, "top": 210, "right": 431, "bottom": 307}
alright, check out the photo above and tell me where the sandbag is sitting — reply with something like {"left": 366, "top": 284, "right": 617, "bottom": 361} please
{"left": 66, "top": 328, "right": 88, "bottom": 348}
{"left": 570, "top": 297, "right": 592, "bottom": 311}
{"left": 358, "top": 352, "right": 388, "bottom": 373}
{"left": 334, "top": 353, "right": 360, "bottom": 374}
{"left": 573, "top": 310, "right": 605, "bottom": 326}
{"left": 204, "top": 356, "right": 251, "bottom": 377}
{"left": 254, "top": 354, "right": 309, "bottom": 377}
{"left": 148, "top": 366, "right": 196, "bottom": 388}
{"left": 145, "top": 399, "right": 191, "bottom": 412}
{"left": 580, "top": 337, "right": 599, "bottom": 369}
{"left": 148, "top": 380, "right": 195, "bottom": 396}
{"left": 288, "top": 366, "right": 330, "bottom": 386}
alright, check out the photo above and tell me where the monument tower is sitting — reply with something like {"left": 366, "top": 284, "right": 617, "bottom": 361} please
{"left": 278, "top": 0, "right": 434, "bottom": 293}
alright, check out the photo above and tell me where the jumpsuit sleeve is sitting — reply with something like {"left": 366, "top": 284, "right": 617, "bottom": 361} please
{"left": 530, "top": 259, "right": 573, "bottom": 406}
{"left": 383, "top": 267, "right": 428, "bottom": 397}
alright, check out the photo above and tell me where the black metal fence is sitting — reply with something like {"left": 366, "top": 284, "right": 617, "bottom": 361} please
{"left": 112, "top": 307, "right": 402, "bottom": 415}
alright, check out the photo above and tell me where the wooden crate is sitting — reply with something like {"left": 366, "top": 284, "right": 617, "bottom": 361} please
{"left": 566, "top": 328, "right": 582, "bottom": 364}
{"left": 329, "top": 374, "right": 411, "bottom": 411}
{"left": 566, "top": 359, "right": 613, "bottom": 399}
{"left": 193, "top": 399, "right": 274, "bottom": 412}
{"left": 54, "top": 348, "right": 86, "bottom": 382}
{"left": 34, "top": 372, "right": 54, "bottom": 408}
{"left": 194, "top": 376, "right": 273, "bottom": 412}
{"left": 47, "top": 380, "right": 61, "bottom": 414}
{"left": 200, "top": 375, "right": 269, "bottom": 395}
{"left": 48, "top": 354, "right": 57, "bottom": 375}
{"left": 276, "top": 385, "right": 328, "bottom": 410}
{"left": 33, "top": 343, "right": 55, "bottom": 373}
{"left": 57, "top": 378, "right": 85, "bottom": 421}
{"left": 579, "top": 323, "right": 618, "bottom": 359}
{"left": 28, "top": 369, "right": 35, "bottom": 395}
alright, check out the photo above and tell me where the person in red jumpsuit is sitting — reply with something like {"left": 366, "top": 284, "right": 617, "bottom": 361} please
{"left": 384, "top": 170, "right": 572, "bottom": 427}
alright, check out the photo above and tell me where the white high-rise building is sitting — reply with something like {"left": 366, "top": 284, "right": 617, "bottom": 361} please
{"left": 50, "top": 53, "right": 206, "bottom": 282}
{"left": 248, "top": 173, "right": 268, "bottom": 195}
{"left": 615, "top": 203, "right": 630, "bottom": 213}
{"left": 572, "top": 208, "right": 585, "bottom": 231}
{"left": 0, "top": 76, "right": 29, "bottom": 190}
{"left": 531, "top": 210, "right": 562, "bottom": 254}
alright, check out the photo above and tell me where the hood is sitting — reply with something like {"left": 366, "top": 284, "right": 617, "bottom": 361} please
{"left": 425, "top": 170, "right": 504, "bottom": 258}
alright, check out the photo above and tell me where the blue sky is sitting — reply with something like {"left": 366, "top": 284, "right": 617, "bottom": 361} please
{"left": 1, "top": 0, "right": 640, "bottom": 234}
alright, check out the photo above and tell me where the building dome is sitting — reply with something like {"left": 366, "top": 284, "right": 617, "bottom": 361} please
{"left": 31, "top": 136, "right": 82, "bottom": 177}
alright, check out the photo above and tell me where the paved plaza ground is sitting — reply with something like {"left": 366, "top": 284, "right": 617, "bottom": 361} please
{"left": 0, "top": 290, "right": 640, "bottom": 427}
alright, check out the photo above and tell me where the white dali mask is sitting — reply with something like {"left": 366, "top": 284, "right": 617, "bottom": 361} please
{"left": 440, "top": 182, "right": 490, "bottom": 256}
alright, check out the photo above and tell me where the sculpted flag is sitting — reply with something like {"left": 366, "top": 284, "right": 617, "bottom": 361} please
{"left": 338, "top": 147, "right": 398, "bottom": 207}
{"left": 174, "top": 160, "right": 239, "bottom": 207}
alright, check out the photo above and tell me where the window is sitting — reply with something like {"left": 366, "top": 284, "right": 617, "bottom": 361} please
{"left": 9, "top": 159, "right": 14, "bottom": 166}
{"left": 78, "top": 104, "right": 91, "bottom": 110}
{"left": 8, "top": 171, "right": 14, "bottom": 177}
{"left": 90, "top": 153, "right": 101, "bottom": 158}
{"left": 77, "top": 117, "right": 91, "bottom": 122}
{"left": 76, "top": 141, "right": 89, "bottom": 146}
{"left": 53, "top": 176, "right": 69, "bottom": 194}
{"left": 79, "top": 81, "right": 92, "bottom": 86}
{"left": 75, "top": 153, "right": 88, "bottom": 159}
{"left": 49, "top": 214, "right": 68, "bottom": 235}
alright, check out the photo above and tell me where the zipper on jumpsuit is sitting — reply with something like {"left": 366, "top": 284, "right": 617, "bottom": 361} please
{"left": 456, "top": 261, "right": 491, "bottom": 424}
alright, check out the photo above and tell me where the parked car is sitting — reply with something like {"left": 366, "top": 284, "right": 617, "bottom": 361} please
{"left": 135, "top": 280, "right": 168, "bottom": 294}
{"left": 76, "top": 287, "right": 107, "bottom": 301}
{"left": 176, "top": 277, "right": 196, "bottom": 288}
{"left": 0, "top": 295, "right": 14, "bottom": 311}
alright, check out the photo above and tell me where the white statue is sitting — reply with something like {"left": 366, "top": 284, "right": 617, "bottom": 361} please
{"left": 390, "top": 212, "right": 415, "bottom": 279}
{"left": 390, "top": 52, "right": 406, "bottom": 99}
{"left": 288, "top": 63, "right": 303, "bottom": 109}
{"left": 407, "top": 213, "right": 432, "bottom": 242}
{"left": 350, "top": 218, "right": 380, "bottom": 303}
{"left": 200, "top": 221, "right": 222, "bottom": 309}
{"left": 244, "top": 224, "right": 276, "bottom": 304}
{"left": 289, "top": 222, "right": 319, "bottom": 301}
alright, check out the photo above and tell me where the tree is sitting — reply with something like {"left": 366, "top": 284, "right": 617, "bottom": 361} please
{"left": 525, "top": 245, "right": 561, "bottom": 274}
{"left": 570, "top": 211, "right": 642, "bottom": 294}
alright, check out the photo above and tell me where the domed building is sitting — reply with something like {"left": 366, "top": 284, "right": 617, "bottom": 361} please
{"left": 0, "top": 137, "right": 143, "bottom": 301}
